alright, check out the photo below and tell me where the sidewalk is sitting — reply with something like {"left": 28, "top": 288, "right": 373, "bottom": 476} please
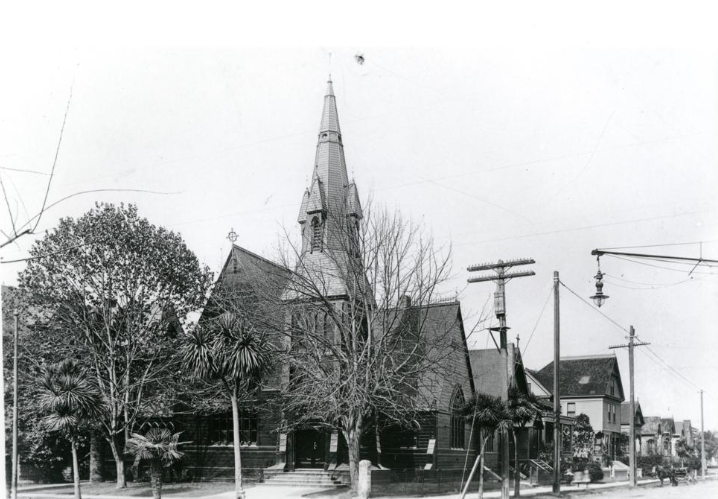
{"left": 16, "top": 476, "right": 715, "bottom": 499}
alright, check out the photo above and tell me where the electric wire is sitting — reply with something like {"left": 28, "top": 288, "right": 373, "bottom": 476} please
{"left": 558, "top": 280, "right": 629, "bottom": 335}
{"left": 608, "top": 255, "right": 717, "bottom": 275}
{"left": 522, "top": 284, "right": 553, "bottom": 355}
{"left": 601, "top": 241, "right": 718, "bottom": 250}
{"left": 560, "top": 281, "right": 702, "bottom": 391}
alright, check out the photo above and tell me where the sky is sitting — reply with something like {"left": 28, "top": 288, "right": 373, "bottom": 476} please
{"left": 1, "top": 3, "right": 717, "bottom": 431}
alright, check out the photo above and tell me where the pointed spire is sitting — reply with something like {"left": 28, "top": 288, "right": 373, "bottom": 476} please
{"left": 319, "top": 76, "right": 341, "bottom": 134}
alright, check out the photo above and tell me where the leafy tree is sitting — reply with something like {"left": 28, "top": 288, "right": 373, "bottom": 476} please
{"left": 278, "top": 204, "right": 456, "bottom": 492}
{"left": 506, "top": 385, "right": 541, "bottom": 497}
{"left": 572, "top": 414, "right": 595, "bottom": 459}
{"left": 37, "top": 360, "right": 103, "bottom": 499}
{"left": 675, "top": 437, "right": 701, "bottom": 470}
{"left": 3, "top": 285, "right": 85, "bottom": 483}
{"left": 460, "top": 393, "right": 510, "bottom": 499}
{"left": 699, "top": 431, "right": 718, "bottom": 462}
{"left": 181, "top": 312, "right": 273, "bottom": 499}
{"left": 19, "top": 203, "right": 212, "bottom": 488}
{"left": 126, "top": 428, "right": 186, "bottom": 499}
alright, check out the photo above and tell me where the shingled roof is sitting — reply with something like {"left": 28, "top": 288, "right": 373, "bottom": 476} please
{"left": 620, "top": 401, "right": 644, "bottom": 426}
{"left": 381, "top": 301, "right": 474, "bottom": 410}
{"left": 533, "top": 354, "right": 624, "bottom": 400}
{"left": 642, "top": 416, "right": 662, "bottom": 435}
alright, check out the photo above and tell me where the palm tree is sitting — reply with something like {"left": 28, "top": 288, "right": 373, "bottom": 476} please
{"left": 460, "top": 393, "right": 510, "bottom": 499}
{"left": 37, "top": 360, "right": 103, "bottom": 499}
{"left": 125, "top": 428, "right": 186, "bottom": 499}
{"left": 182, "top": 312, "right": 272, "bottom": 499}
{"left": 506, "top": 385, "right": 542, "bottom": 497}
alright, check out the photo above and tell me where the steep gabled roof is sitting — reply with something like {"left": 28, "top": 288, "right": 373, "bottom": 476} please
{"left": 533, "top": 354, "right": 624, "bottom": 400}
{"left": 621, "top": 401, "right": 644, "bottom": 426}
{"left": 661, "top": 417, "right": 676, "bottom": 434}
{"left": 643, "top": 416, "right": 662, "bottom": 435}
{"left": 204, "top": 244, "right": 292, "bottom": 321}
{"left": 381, "top": 301, "right": 474, "bottom": 410}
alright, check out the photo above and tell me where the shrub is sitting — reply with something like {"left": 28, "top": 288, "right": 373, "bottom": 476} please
{"left": 587, "top": 462, "right": 604, "bottom": 482}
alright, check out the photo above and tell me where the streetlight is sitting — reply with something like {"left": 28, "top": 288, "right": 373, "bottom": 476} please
{"left": 590, "top": 258, "right": 609, "bottom": 308}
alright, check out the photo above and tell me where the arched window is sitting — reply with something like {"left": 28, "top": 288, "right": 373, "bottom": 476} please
{"left": 450, "top": 386, "right": 466, "bottom": 449}
{"left": 311, "top": 217, "right": 323, "bottom": 252}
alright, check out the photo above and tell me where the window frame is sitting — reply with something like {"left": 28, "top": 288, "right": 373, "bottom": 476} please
{"left": 450, "top": 386, "right": 466, "bottom": 450}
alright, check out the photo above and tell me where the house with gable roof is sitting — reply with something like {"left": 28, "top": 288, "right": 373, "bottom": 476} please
{"left": 470, "top": 344, "right": 563, "bottom": 482}
{"left": 620, "top": 401, "right": 645, "bottom": 455}
{"left": 532, "top": 354, "right": 625, "bottom": 461}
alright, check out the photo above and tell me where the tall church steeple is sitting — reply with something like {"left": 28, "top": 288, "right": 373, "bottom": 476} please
{"left": 291, "top": 78, "right": 363, "bottom": 299}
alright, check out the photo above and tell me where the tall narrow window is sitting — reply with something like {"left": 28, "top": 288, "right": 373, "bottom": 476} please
{"left": 323, "top": 313, "right": 332, "bottom": 343}
{"left": 450, "top": 386, "right": 466, "bottom": 449}
{"left": 311, "top": 217, "right": 323, "bottom": 252}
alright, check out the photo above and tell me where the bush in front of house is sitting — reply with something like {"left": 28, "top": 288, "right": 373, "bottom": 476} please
{"left": 587, "top": 461, "right": 604, "bottom": 482}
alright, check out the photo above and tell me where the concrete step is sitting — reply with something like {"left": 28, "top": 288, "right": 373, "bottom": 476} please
{"left": 261, "top": 470, "right": 348, "bottom": 488}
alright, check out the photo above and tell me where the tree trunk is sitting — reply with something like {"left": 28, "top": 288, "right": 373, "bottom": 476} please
{"left": 89, "top": 433, "right": 103, "bottom": 482}
{"left": 150, "top": 461, "right": 162, "bottom": 499}
{"left": 71, "top": 440, "right": 82, "bottom": 499}
{"left": 513, "top": 429, "right": 520, "bottom": 497}
{"left": 344, "top": 418, "right": 363, "bottom": 493}
{"left": 107, "top": 435, "right": 126, "bottom": 488}
{"left": 230, "top": 391, "right": 245, "bottom": 499}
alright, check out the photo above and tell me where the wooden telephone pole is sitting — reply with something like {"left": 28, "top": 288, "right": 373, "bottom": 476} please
{"left": 609, "top": 326, "right": 649, "bottom": 487}
{"left": 467, "top": 258, "right": 535, "bottom": 499}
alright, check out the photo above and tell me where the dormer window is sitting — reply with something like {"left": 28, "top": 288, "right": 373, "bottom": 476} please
{"left": 311, "top": 217, "right": 323, "bottom": 252}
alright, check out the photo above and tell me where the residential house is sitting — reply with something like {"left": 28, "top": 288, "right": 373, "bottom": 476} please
{"left": 620, "top": 401, "right": 644, "bottom": 455}
{"left": 531, "top": 354, "right": 626, "bottom": 462}
{"left": 471, "top": 344, "right": 559, "bottom": 480}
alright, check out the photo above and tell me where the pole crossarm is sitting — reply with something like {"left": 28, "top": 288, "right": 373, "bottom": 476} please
{"left": 467, "top": 258, "right": 535, "bottom": 272}
{"left": 467, "top": 270, "right": 535, "bottom": 283}
{"left": 466, "top": 257, "right": 535, "bottom": 499}
{"left": 608, "top": 341, "right": 650, "bottom": 349}
{"left": 591, "top": 248, "right": 718, "bottom": 265}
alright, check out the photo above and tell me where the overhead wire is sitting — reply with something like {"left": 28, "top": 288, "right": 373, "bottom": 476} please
{"left": 559, "top": 280, "right": 703, "bottom": 391}
{"left": 601, "top": 241, "right": 718, "bottom": 250}
{"left": 608, "top": 255, "right": 717, "bottom": 275}
{"left": 522, "top": 284, "right": 553, "bottom": 355}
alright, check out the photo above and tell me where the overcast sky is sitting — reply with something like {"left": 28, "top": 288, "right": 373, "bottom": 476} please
{"left": 1, "top": 4, "right": 717, "bottom": 430}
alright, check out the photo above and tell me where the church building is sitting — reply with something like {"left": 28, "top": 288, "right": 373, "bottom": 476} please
{"left": 179, "top": 80, "right": 481, "bottom": 483}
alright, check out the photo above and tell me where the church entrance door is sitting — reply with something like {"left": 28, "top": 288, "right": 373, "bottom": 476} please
{"left": 295, "top": 428, "right": 326, "bottom": 468}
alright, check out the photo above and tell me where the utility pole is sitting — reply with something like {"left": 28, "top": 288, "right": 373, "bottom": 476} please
{"left": 467, "top": 258, "right": 535, "bottom": 499}
{"left": 552, "top": 271, "right": 561, "bottom": 494}
{"left": 12, "top": 311, "right": 19, "bottom": 499}
{"left": 700, "top": 390, "right": 706, "bottom": 479}
{"left": 609, "top": 326, "right": 649, "bottom": 487}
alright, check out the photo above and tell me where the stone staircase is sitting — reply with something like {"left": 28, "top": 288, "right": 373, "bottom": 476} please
{"left": 262, "top": 469, "right": 349, "bottom": 488}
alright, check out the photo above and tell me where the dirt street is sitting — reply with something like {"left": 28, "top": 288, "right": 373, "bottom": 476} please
{"left": 549, "top": 479, "right": 718, "bottom": 498}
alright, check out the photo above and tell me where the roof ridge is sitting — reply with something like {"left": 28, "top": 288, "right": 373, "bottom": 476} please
{"left": 558, "top": 354, "right": 616, "bottom": 361}
{"left": 232, "top": 244, "right": 289, "bottom": 271}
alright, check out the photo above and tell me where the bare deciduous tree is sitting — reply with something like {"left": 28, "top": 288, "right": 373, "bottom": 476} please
{"left": 277, "top": 201, "right": 461, "bottom": 491}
